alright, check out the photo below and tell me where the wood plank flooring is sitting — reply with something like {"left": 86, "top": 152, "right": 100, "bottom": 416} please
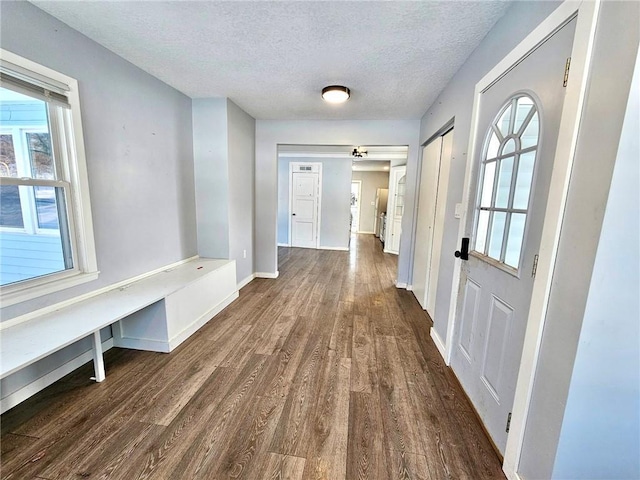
{"left": 0, "top": 234, "right": 505, "bottom": 479}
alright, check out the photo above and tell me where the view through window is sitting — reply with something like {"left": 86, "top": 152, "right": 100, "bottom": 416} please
{"left": 0, "top": 87, "right": 72, "bottom": 286}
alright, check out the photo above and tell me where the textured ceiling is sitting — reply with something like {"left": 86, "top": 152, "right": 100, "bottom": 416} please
{"left": 32, "top": 1, "right": 512, "bottom": 120}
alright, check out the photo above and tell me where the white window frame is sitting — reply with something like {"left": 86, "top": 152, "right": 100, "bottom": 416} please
{"left": 1, "top": 125, "right": 61, "bottom": 235}
{"left": 0, "top": 49, "right": 98, "bottom": 306}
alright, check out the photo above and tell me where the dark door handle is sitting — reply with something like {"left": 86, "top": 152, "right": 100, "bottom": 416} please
{"left": 455, "top": 237, "right": 470, "bottom": 260}
{"left": 292, "top": 213, "right": 296, "bottom": 216}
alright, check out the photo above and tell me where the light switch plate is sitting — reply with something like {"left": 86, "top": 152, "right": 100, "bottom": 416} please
{"left": 455, "top": 203, "right": 463, "bottom": 219}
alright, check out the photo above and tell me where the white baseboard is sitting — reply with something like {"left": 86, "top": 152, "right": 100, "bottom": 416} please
{"left": 1, "top": 255, "right": 200, "bottom": 331}
{"left": 277, "top": 243, "right": 290, "bottom": 247}
{"left": 0, "top": 338, "right": 114, "bottom": 414}
{"left": 357, "top": 231, "right": 375, "bottom": 235}
{"left": 395, "top": 281, "right": 408, "bottom": 289}
{"left": 383, "top": 248, "right": 399, "bottom": 255}
{"left": 237, "top": 273, "right": 256, "bottom": 290}
{"left": 430, "top": 327, "right": 448, "bottom": 363}
{"left": 407, "top": 284, "right": 413, "bottom": 291}
{"left": 319, "top": 246, "right": 350, "bottom": 251}
{"left": 255, "top": 271, "right": 279, "bottom": 279}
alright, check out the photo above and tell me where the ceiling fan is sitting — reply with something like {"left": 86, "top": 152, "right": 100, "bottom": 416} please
{"left": 351, "top": 146, "right": 368, "bottom": 158}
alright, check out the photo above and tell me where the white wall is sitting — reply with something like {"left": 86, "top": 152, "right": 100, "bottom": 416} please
{"left": 278, "top": 157, "right": 351, "bottom": 249}
{"left": 256, "top": 120, "right": 420, "bottom": 279}
{"left": 352, "top": 171, "right": 389, "bottom": 234}
{"left": 227, "top": 100, "right": 256, "bottom": 284}
{"left": 551, "top": 42, "right": 639, "bottom": 480}
{"left": 193, "top": 98, "right": 256, "bottom": 284}
{"left": 0, "top": 2, "right": 197, "bottom": 400}
{"left": 193, "top": 98, "right": 230, "bottom": 258}
{"left": 417, "top": 0, "right": 561, "bottom": 343}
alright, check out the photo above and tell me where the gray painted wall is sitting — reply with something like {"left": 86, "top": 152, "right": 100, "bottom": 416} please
{"left": 0, "top": 2, "right": 196, "bottom": 400}
{"left": 552, "top": 43, "right": 639, "bottom": 480}
{"left": 193, "top": 98, "right": 256, "bottom": 284}
{"left": 256, "top": 120, "right": 420, "bottom": 279}
{"left": 277, "top": 157, "right": 351, "bottom": 249}
{"left": 352, "top": 171, "right": 389, "bottom": 234}
{"left": 417, "top": 0, "right": 561, "bottom": 341}
{"left": 193, "top": 98, "right": 230, "bottom": 258}
{"left": 519, "top": 3, "right": 639, "bottom": 477}
{"left": 226, "top": 100, "right": 256, "bottom": 284}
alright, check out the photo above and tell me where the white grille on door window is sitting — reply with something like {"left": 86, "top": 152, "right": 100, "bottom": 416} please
{"left": 473, "top": 94, "right": 540, "bottom": 269}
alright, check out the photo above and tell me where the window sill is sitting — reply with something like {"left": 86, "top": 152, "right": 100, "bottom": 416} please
{"left": 1, "top": 270, "right": 99, "bottom": 308}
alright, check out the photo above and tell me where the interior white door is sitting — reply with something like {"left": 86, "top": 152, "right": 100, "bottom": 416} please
{"left": 413, "top": 138, "right": 442, "bottom": 310}
{"left": 385, "top": 166, "right": 406, "bottom": 254}
{"left": 291, "top": 171, "right": 319, "bottom": 248}
{"left": 450, "top": 18, "right": 576, "bottom": 453}
{"left": 412, "top": 129, "right": 453, "bottom": 316}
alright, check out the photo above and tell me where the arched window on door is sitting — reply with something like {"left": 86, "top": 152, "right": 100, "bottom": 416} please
{"left": 473, "top": 94, "right": 540, "bottom": 269}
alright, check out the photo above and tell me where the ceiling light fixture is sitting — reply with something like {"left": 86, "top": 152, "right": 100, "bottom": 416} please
{"left": 351, "top": 146, "right": 368, "bottom": 158}
{"left": 322, "top": 85, "right": 350, "bottom": 103}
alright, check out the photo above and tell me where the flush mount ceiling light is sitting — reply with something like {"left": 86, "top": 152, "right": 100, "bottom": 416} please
{"left": 322, "top": 85, "right": 350, "bottom": 103}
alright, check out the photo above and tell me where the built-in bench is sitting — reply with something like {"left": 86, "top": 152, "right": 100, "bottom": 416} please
{"left": 0, "top": 258, "right": 238, "bottom": 410}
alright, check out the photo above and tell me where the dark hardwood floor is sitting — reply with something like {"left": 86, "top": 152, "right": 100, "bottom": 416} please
{"left": 0, "top": 234, "right": 505, "bottom": 479}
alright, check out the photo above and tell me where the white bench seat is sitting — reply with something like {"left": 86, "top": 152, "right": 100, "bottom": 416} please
{"left": 0, "top": 258, "right": 238, "bottom": 390}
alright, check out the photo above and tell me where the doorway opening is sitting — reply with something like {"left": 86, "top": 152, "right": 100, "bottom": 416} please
{"left": 276, "top": 144, "right": 407, "bottom": 268}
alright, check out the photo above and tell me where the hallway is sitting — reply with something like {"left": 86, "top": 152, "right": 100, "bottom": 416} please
{"left": 1, "top": 235, "right": 504, "bottom": 479}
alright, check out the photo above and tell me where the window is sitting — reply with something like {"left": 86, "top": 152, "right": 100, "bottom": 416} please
{"left": 0, "top": 50, "right": 97, "bottom": 306}
{"left": 473, "top": 94, "right": 539, "bottom": 269}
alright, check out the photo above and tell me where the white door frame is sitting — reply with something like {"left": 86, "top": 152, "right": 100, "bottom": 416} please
{"left": 288, "top": 162, "right": 323, "bottom": 249}
{"left": 385, "top": 165, "right": 406, "bottom": 253}
{"left": 437, "top": 1, "right": 601, "bottom": 478}
{"left": 351, "top": 180, "right": 362, "bottom": 233}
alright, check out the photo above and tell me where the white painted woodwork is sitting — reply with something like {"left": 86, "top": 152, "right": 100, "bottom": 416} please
{"left": 0, "top": 258, "right": 238, "bottom": 384}
{"left": 385, "top": 165, "right": 406, "bottom": 254}
{"left": 449, "top": 17, "right": 576, "bottom": 454}
{"left": 91, "top": 331, "right": 105, "bottom": 382}
{"left": 373, "top": 187, "right": 388, "bottom": 237}
{"left": 350, "top": 180, "right": 362, "bottom": 233}
{"left": 290, "top": 165, "right": 320, "bottom": 249}
{"left": 413, "top": 129, "right": 453, "bottom": 317}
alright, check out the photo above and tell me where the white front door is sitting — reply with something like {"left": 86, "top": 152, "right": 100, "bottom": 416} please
{"left": 450, "top": 18, "right": 576, "bottom": 453}
{"left": 413, "top": 129, "right": 453, "bottom": 316}
{"left": 291, "top": 170, "right": 319, "bottom": 248}
{"left": 385, "top": 165, "right": 406, "bottom": 254}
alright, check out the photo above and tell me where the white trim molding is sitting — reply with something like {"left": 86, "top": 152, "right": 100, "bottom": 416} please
{"left": 255, "top": 271, "right": 279, "bottom": 279}
{"left": 436, "top": 1, "right": 601, "bottom": 479}
{"left": 430, "top": 327, "right": 447, "bottom": 360}
{"left": 0, "top": 49, "right": 98, "bottom": 307}
{"left": 503, "top": 2, "right": 601, "bottom": 478}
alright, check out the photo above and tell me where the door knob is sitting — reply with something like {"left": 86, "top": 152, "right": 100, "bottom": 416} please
{"left": 455, "top": 237, "right": 470, "bottom": 260}
{"left": 292, "top": 213, "right": 296, "bottom": 216}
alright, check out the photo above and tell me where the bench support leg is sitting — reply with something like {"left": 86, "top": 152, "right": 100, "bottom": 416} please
{"left": 91, "top": 331, "right": 106, "bottom": 382}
